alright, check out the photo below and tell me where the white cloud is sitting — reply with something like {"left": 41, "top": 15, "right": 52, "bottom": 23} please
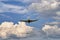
{"left": 53, "top": 11, "right": 60, "bottom": 20}
{"left": 0, "top": 0, "right": 60, "bottom": 40}
{"left": 53, "top": 17, "right": 60, "bottom": 20}
{"left": 0, "top": 22, "right": 33, "bottom": 38}
{"left": 0, "top": 22, "right": 46, "bottom": 40}
{"left": 42, "top": 24, "right": 60, "bottom": 38}
{"left": 46, "top": 22, "right": 60, "bottom": 25}
{"left": 0, "top": 2, "right": 28, "bottom": 14}
{"left": 0, "top": 21, "right": 43, "bottom": 40}
{"left": 0, "top": 21, "right": 60, "bottom": 40}
{"left": 28, "top": 0, "right": 60, "bottom": 12}
{"left": 27, "top": 0, "right": 60, "bottom": 20}
{"left": 56, "top": 11, "right": 60, "bottom": 16}
{"left": 0, "top": 21, "right": 46, "bottom": 40}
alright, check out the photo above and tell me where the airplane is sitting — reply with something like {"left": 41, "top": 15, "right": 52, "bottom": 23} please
{"left": 20, "top": 19, "right": 38, "bottom": 23}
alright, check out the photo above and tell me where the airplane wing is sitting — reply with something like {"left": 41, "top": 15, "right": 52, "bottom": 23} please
{"left": 20, "top": 20, "right": 28, "bottom": 22}
{"left": 30, "top": 20, "right": 38, "bottom": 22}
{"left": 20, "top": 19, "right": 38, "bottom": 23}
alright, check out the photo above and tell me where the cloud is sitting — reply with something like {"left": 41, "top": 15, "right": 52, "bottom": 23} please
{"left": 0, "top": 2, "right": 28, "bottom": 14}
{"left": 0, "top": 0, "right": 60, "bottom": 40}
{"left": 28, "top": 0, "right": 60, "bottom": 19}
{"left": 42, "top": 24, "right": 60, "bottom": 38}
{"left": 28, "top": 0, "right": 60, "bottom": 12}
{"left": 0, "top": 21, "right": 46, "bottom": 40}
{"left": 0, "top": 22, "right": 33, "bottom": 39}
{"left": 0, "top": 21, "right": 40, "bottom": 40}
{"left": 0, "top": 0, "right": 60, "bottom": 18}
{"left": 56, "top": 11, "right": 60, "bottom": 16}
{"left": 53, "top": 11, "right": 60, "bottom": 20}
{"left": 52, "top": 11, "right": 60, "bottom": 21}
{"left": 0, "top": 21, "right": 60, "bottom": 40}
{"left": 46, "top": 22, "right": 60, "bottom": 25}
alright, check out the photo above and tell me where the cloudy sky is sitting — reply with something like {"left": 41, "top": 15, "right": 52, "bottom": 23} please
{"left": 0, "top": 0, "right": 60, "bottom": 40}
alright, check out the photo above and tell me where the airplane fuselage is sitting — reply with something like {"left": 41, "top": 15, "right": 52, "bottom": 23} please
{"left": 27, "top": 20, "right": 31, "bottom": 23}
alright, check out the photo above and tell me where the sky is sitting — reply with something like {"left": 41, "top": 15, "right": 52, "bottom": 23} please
{"left": 0, "top": 0, "right": 60, "bottom": 40}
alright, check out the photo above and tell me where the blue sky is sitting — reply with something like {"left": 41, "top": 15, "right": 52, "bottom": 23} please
{"left": 0, "top": 0, "right": 56, "bottom": 28}
{"left": 0, "top": 0, "right": 60, "bottom": 40}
